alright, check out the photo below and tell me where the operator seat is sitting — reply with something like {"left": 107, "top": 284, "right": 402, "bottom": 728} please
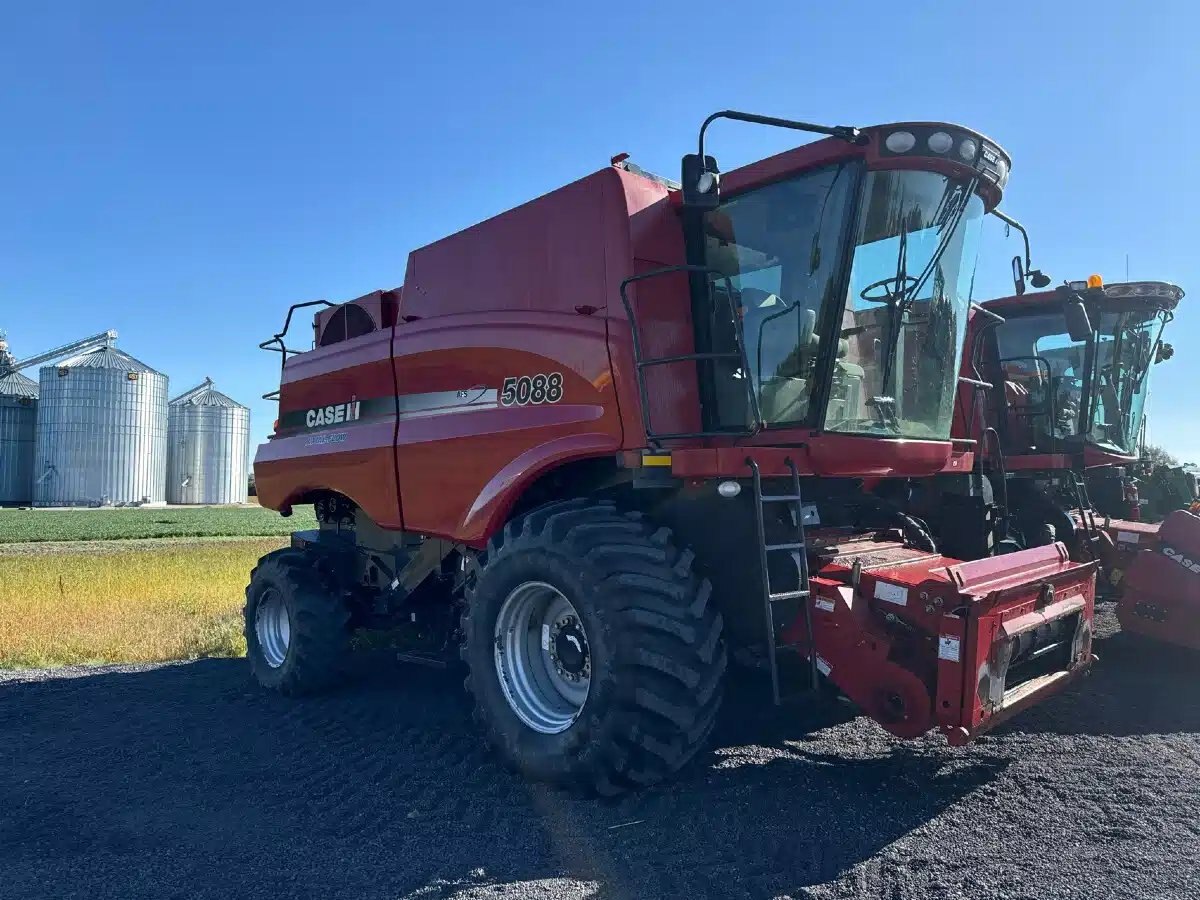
{"left": 740, "top": 288, "right": 817, "bottom": 424}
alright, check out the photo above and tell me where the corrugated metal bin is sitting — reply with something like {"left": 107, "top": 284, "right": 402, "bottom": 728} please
{"left": 0, "top": 370, "right": 39, "bottom": 504}
{"left": 33, "top": 347, "right": 168, "bottom": 507}
{"left": 167, "top": 379, "right": 250, "bottom": 505}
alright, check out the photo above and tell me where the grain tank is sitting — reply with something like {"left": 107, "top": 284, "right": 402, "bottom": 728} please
{"left": 167, "top": 378, "right": 250, "bottom": 504}
{"left": 34, "top": 346, "right": 168, "bottom": 506}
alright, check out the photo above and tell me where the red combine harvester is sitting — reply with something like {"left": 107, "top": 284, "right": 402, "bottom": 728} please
{"left": 954, "top": 275, "right": 1200, "bottom": 650}
{"left": 252, "top": 112, "right": 1097, "bottom": 793}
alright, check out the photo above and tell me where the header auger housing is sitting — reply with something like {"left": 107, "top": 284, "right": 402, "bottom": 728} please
{"left": 250, "top": 112, "right": 1096, "bottom": 794}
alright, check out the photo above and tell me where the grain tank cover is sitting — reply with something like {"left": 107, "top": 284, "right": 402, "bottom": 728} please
{"left": 55, "top": 345, "right": 159, "bottom": 372}
{"left": 1, "top": 370, "right": 39, "bottom": 399}
{"left": 172, "top": 380, "right": 243, "bottom": 409}
{"left": 34, "top": 346, "right": 169, "bottom": 507}
{"left": 167, "top": 378, "right": 250, "bottom": 505}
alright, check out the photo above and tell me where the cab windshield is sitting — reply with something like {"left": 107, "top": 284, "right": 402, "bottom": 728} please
{"left": 830, "top": 170, "right": 984, "bottom": 438}
{"left": 993, "top": 313, "right": 1087, "bottom": 452}
{"left": 702, "top": 162, "right": 856, "bottom": 428}
{"left": 992, "top": 306, "right": 1168, "bottom": 455}
{"left": 702, "top": 165, "right": 984, "bottom": 438}
{"left": 1089, "top": 309, "right": 1167, "bottom": 453}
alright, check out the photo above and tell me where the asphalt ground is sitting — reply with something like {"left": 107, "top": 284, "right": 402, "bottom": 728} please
{"left": 2, "top": 603, "right": 1198, "bottom": 900}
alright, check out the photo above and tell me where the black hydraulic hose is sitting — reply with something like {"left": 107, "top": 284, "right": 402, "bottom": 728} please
{"left": 898, "top": 513, "right": 938, "bottom": 554}
{"left": 982, "top": 426, "right": 1011, "bottom": 541}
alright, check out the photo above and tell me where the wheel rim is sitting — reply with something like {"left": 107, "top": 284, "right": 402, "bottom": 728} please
{"left": 493, "top": 581, "right": 591, "bottom": 734}
{"left": 255, "top": 588, "right": 291, "bottom": 668}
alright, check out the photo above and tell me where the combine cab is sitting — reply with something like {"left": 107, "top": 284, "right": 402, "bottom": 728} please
{"left": 955, "top": 278, "right": 1200, "bottom": 650}
{"left": 252, "top": 113, "right": 1097, "bottom": 793}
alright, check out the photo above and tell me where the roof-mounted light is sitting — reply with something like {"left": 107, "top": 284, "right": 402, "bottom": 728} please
{"left": 1102, "top": 281, "right": 1185, "bottom": 304}
{"left": 993, "top": 156, "right": 1009, "bottom": 187}
{"left": 878, "top": 124, "right": 1011, "bottom": 191}
{"left": 885, "top": 130, "right": 916, "bottom": 153}
{"left": 695, "top": 171, "right": 718, "bottom": 194}
{"left": 1087, "top": 274, "right": 1104, "bottom": 288}
{"left": 927, "top": 131, "right": 954, "bottom": 154}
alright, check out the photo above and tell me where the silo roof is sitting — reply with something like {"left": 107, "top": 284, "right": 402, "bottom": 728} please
{"left": 0, "top": 370, "right": 39, "bottom": 399}
{"left": 169, "top": 382, "right": 247, "bottom": 409}
{"left": 51, "top": 346, "right": 163, "bottom": 375}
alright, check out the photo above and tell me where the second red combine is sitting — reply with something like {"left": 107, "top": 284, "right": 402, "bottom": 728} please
{"left": 954, "top": 273, "right": 1200, "bottom": 650}
{"left": 252, "top": 113, "right": 1097, "bottom": 794}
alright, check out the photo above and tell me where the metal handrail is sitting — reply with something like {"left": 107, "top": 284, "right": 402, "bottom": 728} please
{"left": 259, "top": 300, "right": 336, "bottom": 362}
{"left": 618, "top": 264, "right": 762, "bottom": 446}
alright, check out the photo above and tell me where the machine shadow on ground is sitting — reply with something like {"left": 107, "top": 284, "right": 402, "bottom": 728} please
{"left": 1004, "top": 632, "right": 1200, "bottom": 738}
{"left": 1, "top": 655, "right": 1012, "bottom": 899}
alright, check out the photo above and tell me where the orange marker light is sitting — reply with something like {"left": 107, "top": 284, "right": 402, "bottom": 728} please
{"left": 1087, "top": 274, "right": 1104, "bottom": 288}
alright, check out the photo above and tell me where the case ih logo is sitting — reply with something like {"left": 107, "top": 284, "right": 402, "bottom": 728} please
{"left": 306, "top": 401, "right": 361, "bottom": 429}
{"left": 1163, "top": 545, "right": 1200, "bottom": 575}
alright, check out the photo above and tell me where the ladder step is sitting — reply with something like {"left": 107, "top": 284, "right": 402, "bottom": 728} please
{"left": 769, "top": 589, "right": 810, "bottom": 602}
{"left": 761, "top": 494, "right": 803, "bottom": 503}
{"left": 765, "top": 542, "right": 807, "bottom": 552}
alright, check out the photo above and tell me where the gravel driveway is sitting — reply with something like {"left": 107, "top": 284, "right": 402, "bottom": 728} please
{"left": 2, "top": 605, "right": 1198, "bottom": 900}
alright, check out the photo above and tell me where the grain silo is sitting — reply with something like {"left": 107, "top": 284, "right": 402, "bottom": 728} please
{"left": 166, "top": 378, "right": 250, "bottom": 505}
{"left": 33, "top": 346, "right": 169, "bottom": 507}
{"left": 0, "top": 369, "right": 38, "bottom": 505}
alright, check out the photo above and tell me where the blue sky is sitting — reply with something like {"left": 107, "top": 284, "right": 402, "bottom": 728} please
{"left": 2, "top": 1, "right": 1198, "bottom": 461}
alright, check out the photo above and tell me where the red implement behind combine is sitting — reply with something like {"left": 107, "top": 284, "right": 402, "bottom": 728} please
{"left": 251, "top": 112, "right": 1096, "bottom": 793}
{"left": 1107, "top": 510, "right": 1200, "bottom": 650}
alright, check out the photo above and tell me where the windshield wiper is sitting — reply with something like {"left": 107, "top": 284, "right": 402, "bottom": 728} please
{"left": 871, "top": 228, "right": 910, "bottom": 426}
{"left": 872, "top": 177, "right": 979, "bottom": 426}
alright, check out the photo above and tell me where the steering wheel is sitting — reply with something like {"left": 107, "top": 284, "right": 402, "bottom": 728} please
{"left": 859, "top": 275, "right": 920, "bottom": 303}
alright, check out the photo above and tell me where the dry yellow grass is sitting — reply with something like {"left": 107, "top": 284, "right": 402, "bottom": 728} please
{"left": 0, "top": 538, "right": 287, "bottom": 669}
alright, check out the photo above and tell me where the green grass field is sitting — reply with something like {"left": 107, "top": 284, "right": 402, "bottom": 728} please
{"left": 0, "top": 505, "right": 317, "bottom": 544}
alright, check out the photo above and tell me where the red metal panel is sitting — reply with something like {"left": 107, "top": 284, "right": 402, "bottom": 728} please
{"left": 785, "top": 536, "right": 1095, "bottom": 743}
{"left": 399, "top": 169, "right": 630, "bottom": 321}
{"left": 1003, "top": 454, "right": 1073, "bottom": 471}
{"left": 256, "top": 328, "right": 402, "bottom": 529}
{"left": 1119, "top": 510, "right": 1200, "bottom": 649}
{"left": 255, "top": 421, "right": 402, "bottom": 530}
{"left": 390, "top": 311, "right": 621, "bottom": 545}
{"left": 668, "top": 436, "right": 957, "bottom": 479}
{"left": 605, "top": 168, "right": 691, "bottom": 445}
{"left": 277, "top": 329, "right": 395, "bottom": 415}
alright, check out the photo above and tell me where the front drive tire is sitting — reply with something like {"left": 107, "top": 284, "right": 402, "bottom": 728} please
{"left": 244, "top": 548, "right": 351, "bottom": 695}
{"left": 461, "top": 499, "right": 726, "bottom": 794}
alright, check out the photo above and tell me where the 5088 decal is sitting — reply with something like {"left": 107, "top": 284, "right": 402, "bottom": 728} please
{"left": 501, "top": 372, "right": 563, "bottom": 406}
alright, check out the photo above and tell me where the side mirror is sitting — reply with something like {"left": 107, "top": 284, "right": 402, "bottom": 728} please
{"left": 1011, "top": 255, "right": 1026, "bottom": 296}
{"left": 1029, "top": 270, "right": 1052, "bottom": 288}
{"left": 1064, "top": 300, "right": 1093, "bottom": 343}
{"left": 1156, "top": 342, "right": 1175, "bottom": 364}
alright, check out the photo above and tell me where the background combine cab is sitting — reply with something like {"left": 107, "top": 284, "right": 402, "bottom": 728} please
{"left": 952, "top": 278, "right": 1198, "bottom": 653}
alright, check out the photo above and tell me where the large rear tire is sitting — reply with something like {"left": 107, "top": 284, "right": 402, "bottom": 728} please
{"left": 461, "top": 499, "right": 726, "bottom": 794}
{"left": 244, "top": 548, "right": 351, "bottom": 695}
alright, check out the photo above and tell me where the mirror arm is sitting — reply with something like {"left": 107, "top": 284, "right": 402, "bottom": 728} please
{"left": 991, "top": 208, "right": 1032, "bottom": 271}
{"left": 992, "top": 208, "right": 1051, "bottom": 290}
{"left": 697, "top": 110, "right": 866, "bottom": 167}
